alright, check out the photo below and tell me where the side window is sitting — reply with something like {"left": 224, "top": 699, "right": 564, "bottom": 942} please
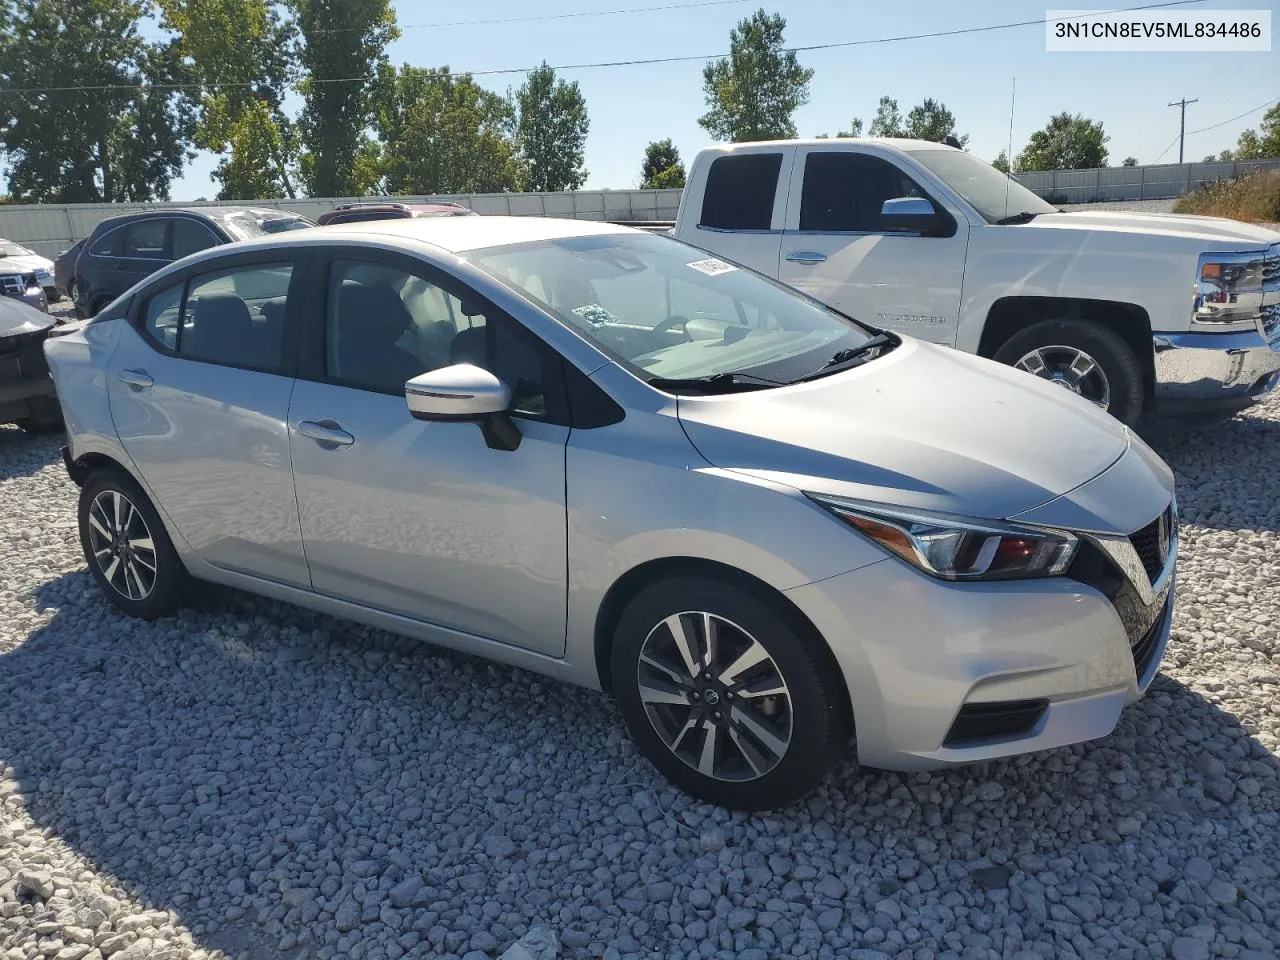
{"left": 139, "top": 263, "right": 292, "bottom": 370}
{"left": 89, "top": 226, "right": 124, "bottom": 257}
{"left": 171, "top": 219, "right": 221, "bottom": 260}
{"left": 799, "top": 152, "right": 932, "bottom": 232}
{"left": 700, "top": 153, "right": 783, "bottom": 231}
{"left": 325, "top": 258, "right": 557, "bottom": 418}
{"left": 143, "top": 284, "right": 183, "bottom": 350}
{"left": 123, "top": 219, "right": 168, "bottom": 259}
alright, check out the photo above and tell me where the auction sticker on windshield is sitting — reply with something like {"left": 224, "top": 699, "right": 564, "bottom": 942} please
{"left": 687, "top": 258, "right": 737, "bottom": 276}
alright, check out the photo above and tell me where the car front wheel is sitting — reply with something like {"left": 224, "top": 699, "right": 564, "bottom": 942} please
{"left": 611, "top": 576, "right": 849, "bottom": 810}
{"left": 78, "top": 469, "right": 188, "bottom": 619}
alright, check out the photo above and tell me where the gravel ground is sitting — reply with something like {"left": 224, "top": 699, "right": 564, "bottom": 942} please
{"left": 1060, "top": 199, "right": 1179, "bottom": 214}
{"left": 2, "top": 366, "right": 1279, "bottom": 960}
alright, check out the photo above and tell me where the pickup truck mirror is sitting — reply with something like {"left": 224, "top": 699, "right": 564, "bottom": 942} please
{"left": 880, "top": 197, "right": 943, "bottom": 233}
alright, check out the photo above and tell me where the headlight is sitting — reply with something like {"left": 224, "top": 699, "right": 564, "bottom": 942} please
{"left": 806, "top": 493, "right": 1078, "bottom": 581}
{"left": 34, "top": 268, "right": 52, "bottom": 284}
{"left": 1193, "top": 246, "right": 1276, "bottom": 333}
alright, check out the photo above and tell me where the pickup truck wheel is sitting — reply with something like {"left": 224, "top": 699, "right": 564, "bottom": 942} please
{"left": 994, "top": 319, "right": 1144, "bottom": 425}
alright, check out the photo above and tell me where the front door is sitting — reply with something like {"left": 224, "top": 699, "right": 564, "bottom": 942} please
{"left": 777, "top": 147, "right": 970, "bottom": 345}
{"left": 106, "top": 255, "right": 309, "bottom": 586}
{"left": 288, "top": 252, "right": 570, "bottom": 657}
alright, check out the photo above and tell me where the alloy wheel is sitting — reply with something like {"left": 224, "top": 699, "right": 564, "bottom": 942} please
{"left": 86, "top": 489, "right": 158, "bottom": 601}
{"left": 636, "top": 611, "right": 793, "bottom": 782}
{"left": 1014, "top": 345, "right": 1112, "bottom": 410}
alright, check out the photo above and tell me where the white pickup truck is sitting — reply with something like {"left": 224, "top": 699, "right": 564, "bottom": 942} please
{"left": 671, "top": 138, "right": 1280, "bottom": 425}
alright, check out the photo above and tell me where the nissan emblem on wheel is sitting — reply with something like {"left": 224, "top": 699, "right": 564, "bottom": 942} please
{"left": 47, "top": 216, "right": 1179, "bottom": 811}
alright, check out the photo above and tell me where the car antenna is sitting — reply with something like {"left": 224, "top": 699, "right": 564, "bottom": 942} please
{"left": 1003, "top": 76, "right": 1016, "bottom": 220}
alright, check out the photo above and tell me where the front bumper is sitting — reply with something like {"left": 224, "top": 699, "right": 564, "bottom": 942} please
{"left": 786, "top": 518, "right": 1175, "bottom": 771}
{"left": 1151, "top": 329, "right": 1280, "bottom": 417}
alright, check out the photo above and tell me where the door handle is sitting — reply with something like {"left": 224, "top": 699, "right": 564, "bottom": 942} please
{"left": 786, "top": 251, "right": 827, "bottom": 264}
{"left": 298, "top": 419, "right": 355, "bottom": 448}
{"left": 117, "top": 369, "right": 153, "bottom": 391}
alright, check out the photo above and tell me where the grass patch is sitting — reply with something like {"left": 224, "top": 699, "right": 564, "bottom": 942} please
{"left": 1172, "top": 170, "right": 1280, "bottom": 224}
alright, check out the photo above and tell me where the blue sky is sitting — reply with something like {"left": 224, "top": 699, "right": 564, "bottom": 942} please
{"left": 169, "top": 0, "right": 1280, "bottom": 199}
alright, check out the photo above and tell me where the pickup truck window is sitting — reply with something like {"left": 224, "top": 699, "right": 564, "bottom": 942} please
{"left": 799, "top": 153, "right": 931, "bottom": 233}
{"left": 472, "top": 231, "right": 880, "bottom": 388}
{"left": 906, "top": 149, "right": 1056, "bottom": 224}
{"left": 701, "top": 154, "right": 782, "bottom": 231}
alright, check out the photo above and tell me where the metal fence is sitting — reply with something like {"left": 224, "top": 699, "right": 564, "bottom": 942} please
{"left": 2, "top": 156, "right": 1278, "bottom": 258}
{"left": 1014, "top": 158, "right": 1280, "bottom": 204}
{"left": 0, "top": 189, "right": 685, "bottom": 258}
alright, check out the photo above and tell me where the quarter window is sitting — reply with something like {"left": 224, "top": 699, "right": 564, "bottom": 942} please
{"left": 325, "top": 258, "right": 555, "bottom": 417}
{"left": 798, "top": 152, "right": 933, "bottom": 233}
{"left": 89, "top": 226, "right": 124, "bottom": 257}
{"left": 138, "top": 262, "right": 293, "bottom": 373}
{"left": 123, "top": 219, "right": 168, "bottom": 259}
{"left": 700, "top": 154, "right": 782, "bottom": 231}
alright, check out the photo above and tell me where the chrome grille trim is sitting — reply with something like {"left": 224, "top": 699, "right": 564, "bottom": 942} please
{"left": 1081, "top": 498, "right": 1178, "bottom": 606}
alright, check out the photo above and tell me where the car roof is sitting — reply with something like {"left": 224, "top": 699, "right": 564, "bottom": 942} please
{"left": 91, "top": 206, "right": 306, "bottom": 231}
{"left": 707, "top": 137, "right": 958, "bottom": 153}
{"left": 231, "top": 215, "right": 635, "bottom": 255}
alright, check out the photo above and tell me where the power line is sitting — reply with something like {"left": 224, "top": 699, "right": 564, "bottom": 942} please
{"left": 1, "top": 0, "right": 1211, "bottom": 95}
{"left": 139, "top": 0, "right": 758, "bottom": 39}
{"left": 1186, "top": 94, "right": 1279, "bottom": 135}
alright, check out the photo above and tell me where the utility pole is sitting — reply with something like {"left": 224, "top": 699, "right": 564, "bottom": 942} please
{"left": 1168, "top": 97, "right": 1198, "bottom": 164}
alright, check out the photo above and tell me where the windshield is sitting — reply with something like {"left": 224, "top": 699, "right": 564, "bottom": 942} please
{"left": 907, "top": 149, "right": 1057, "bottom": 224}
{"left": 222, "top": 214, "right": 315, "bottom": 240}
{"left": 0, "top": 240, "right": 32, "bottom": 258}
{"left": 470, "top": 232, "right": 877, "bottom": 387}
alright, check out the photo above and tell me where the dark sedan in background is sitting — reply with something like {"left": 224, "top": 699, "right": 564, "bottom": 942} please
{"left": 0, "top": 295, "right": 62, "bottom": 432}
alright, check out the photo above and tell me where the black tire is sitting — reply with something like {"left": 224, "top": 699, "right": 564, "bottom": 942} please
{"left": 611, "top": 576, "right": 849, "bottom": 811}
{"left": 78, "top": 469, "right": 189, "bottom": 619}
{"left": 993, "top": 318, "right": 1145, "bottom": 425}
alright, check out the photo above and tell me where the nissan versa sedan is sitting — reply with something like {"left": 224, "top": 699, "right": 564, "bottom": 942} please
{"left": 44, "top": 217, "right": 1177, "bottom": 810}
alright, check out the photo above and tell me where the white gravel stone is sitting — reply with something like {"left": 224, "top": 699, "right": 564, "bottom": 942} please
{"left": 2, "top": 397, "right": 1280, "bottom": 959}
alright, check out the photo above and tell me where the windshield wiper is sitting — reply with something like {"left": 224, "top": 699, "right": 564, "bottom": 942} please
{"left": 994, "top": 211, "right": 1042, "bottom": 225}
{"left": 791, "top": 334, "right": 897, "bottom": 383}
{"left": 647, "top": 371, "right": 781, "bottom": 394}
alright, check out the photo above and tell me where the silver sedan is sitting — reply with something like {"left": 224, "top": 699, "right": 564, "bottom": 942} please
{"left": 45, "top": 217, "right": 1177, "bottom": 810}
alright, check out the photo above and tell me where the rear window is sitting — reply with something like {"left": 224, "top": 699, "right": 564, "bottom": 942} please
{"left": 699, "top": 154, "right": 782, "bottom": 231}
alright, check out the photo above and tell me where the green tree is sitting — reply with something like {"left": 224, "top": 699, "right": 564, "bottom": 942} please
{"left": 0, "top": 0, "right": 194, "bottom": 202}
{"left": 515, "top": 62, "right": 588, "bottom": 191}
{"left": 159, "top": 0, "right": 299, "bottom": 199}
{"left": 1223, "top": 104, "right": 1280, "bottom": 160}
{"left": 1122, "top": 156, "right": 1138, "bottom": 166}
{"left": 377, "top": 66, "right": 522, "bottom": 195}
{"left": 992, "top": 151, "right": 1010, "bottom": 173}
{"left": 815, "top": 118, "right": 864, "bottom": 139}
{"left": 1015, "top": 113, "right": 1109, "bottom": 171}
{"left": 867, "top": 96, "right": 904, "bottom": 137}
{"left": 291, "top": 0, "right": 397, "bottom": 196}
{"left": 699, "top": 9, "right": 813, "bottom": 142}
{"left": 641, "top": 138, "right": 685, "bottom": 188}
{"left": 904, "top": 98, "right": 968, "bottom": 146}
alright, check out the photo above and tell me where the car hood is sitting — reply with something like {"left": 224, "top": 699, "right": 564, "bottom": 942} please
{"left": 0, "top": 252, "right": 54, "bottom": 273}
{"left": 0, "top": 296, "right": 55, "bottom": 337}
{"left": 676, "top": 339, "right": 1132, "bottom": 521}
{"left": 1025, "top": 210, "right": 1280, "bottom": 248}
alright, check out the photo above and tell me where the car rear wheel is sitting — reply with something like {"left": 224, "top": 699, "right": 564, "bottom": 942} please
{"left": 611, "top": 576, "right": 849, "bottom": 810}
{"left": 78, "top": 469, "right": 188, "bottom": 619}
{"left": 993, "top": 319, "right": 1144, "bottom": 425}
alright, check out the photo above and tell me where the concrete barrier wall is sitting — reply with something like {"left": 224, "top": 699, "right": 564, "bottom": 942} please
{"left": 0, "top": 189, "right": 686, "bottom": 258}
{"left": 2, "top": 156, "right": 1278, "bottom": 258}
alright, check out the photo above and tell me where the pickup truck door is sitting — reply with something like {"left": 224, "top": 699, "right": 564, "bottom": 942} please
{"left": 776, "top": 145, "right": 969, "bottom": 346}
{"left": 679, "top": 147, "right": 796, "bottom": 277}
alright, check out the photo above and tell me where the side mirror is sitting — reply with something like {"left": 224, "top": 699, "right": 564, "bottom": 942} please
{"left": 404, "top": 364, "right": 521, "bottom": 451}
{"left": 880, "top": 197, "right": 942, "bottom": 233}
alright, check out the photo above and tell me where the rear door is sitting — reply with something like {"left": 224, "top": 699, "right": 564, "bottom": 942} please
{"left": 681, "top": 148, "right": 794, "bottom": 277}
{"left": 106, "top": 251, "right": 309, "bottom": 586}
{"left": 776, "top": 145, "right": 970, "bottom": 345}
